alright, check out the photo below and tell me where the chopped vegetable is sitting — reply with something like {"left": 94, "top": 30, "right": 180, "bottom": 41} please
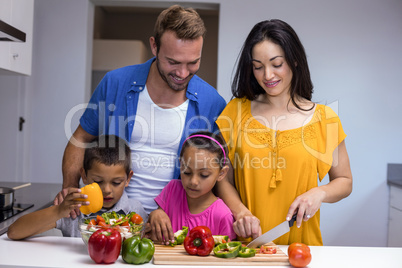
{"left": 213, "top": 242, "right": 242, "bottom": 258}
{"left": 84, "top": 212, "right": 143, "bottom": 234}
{"left": 213, "top": 235, "right": 229, "bottom": 245}
{"left": 82, "top": 211, "right": 143, "bottom": 243}
{"left": 260, "top": 245, "right": 277, "bottom": 254}
{"left": 238, "top": 246, "right": 256, "bottom": 258}
{"left": 170, "top": 226, "right": 189, "bottom": 247}
{"left": 88, "top": 219, "right": 97, "bottom": 226}
{"left": 96, "top": 215, "right": 104, "bottom": 223}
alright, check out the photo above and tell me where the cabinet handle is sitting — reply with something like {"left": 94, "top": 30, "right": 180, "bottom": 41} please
{"left": 13, "top": 53, "right": 19, "bottom": 59}
{"left": 19, "top": 117, "right": 25, "bottom": 131}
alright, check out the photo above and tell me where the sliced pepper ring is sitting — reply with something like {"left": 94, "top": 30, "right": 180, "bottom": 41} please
{"left": 238, "top": 246, "right": 256, "bottom": 258}
{"left": 213, "top": 242, "right": 242, "bottom": 258}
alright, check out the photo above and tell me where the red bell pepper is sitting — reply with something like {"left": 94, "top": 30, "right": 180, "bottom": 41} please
{"left": 183, "top": 226, "right": 215, "bottom": 256}
{"left": 88, "top": 228, "right": 122, "bottom": 264}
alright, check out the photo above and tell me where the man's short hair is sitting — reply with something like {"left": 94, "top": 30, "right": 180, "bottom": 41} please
{"left": 153, "top": 5, "right": 206, "bottom": 52}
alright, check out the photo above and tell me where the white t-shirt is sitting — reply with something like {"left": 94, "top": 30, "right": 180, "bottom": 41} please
{"left": 127, "top": 86, "right": 189, "bottom": 214}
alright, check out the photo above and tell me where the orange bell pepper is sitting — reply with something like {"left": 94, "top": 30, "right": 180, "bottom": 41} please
{"left": 77, "top": 183, "right": 103, "bottom": 214}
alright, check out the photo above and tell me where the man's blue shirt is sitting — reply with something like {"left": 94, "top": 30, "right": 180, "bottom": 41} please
{"left": 80, "top": 57, "right": 227, "bottom": 179}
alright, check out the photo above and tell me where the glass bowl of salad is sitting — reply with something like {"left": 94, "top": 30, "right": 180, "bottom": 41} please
{"left": 78, "top": 211, "right": 145, "bottom": 246}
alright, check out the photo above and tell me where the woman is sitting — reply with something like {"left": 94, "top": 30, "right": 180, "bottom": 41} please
{"left": 216, "top": 19, "right": 352, "bottom": 245}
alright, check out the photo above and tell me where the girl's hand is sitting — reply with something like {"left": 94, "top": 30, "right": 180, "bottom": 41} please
{"left": 54, "top": 188, "right": 81, "bottom": 219}
{"left": 148, "top": 208, "right": 174, "bottom": 245}
{"left": 233, "top": 214, "right": 262, "bottom": 239}
{"left": 286, "top": 187, "right": 326, "bottom": 228}
{"left": 57, "top": 188, "right": 88, "bottom": 218}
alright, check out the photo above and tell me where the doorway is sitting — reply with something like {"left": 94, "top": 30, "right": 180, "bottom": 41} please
{"left": 90, "top": 3, "right": 220, "bottom": 94}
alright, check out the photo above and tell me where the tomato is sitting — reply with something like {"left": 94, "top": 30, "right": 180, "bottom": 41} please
{"left": 260, "top": 245, "right": 277, "bottom": 254}
{"left": 98, "top": 221, "right": 110, "bottom": 228}
{"left": 87, "top": 219, "right": 97, "bottom": 230}
{"left": 121, "top": 221, "right": 130, "bottom": 227}
{"left": 131, "top": 214, "right": 143, "bottom": 224}
{"left": 96, "top": 215, "right": 105, "bottom": 224}
{"left": 111, "top": 226, "right": 121, "bottom": 232}
{"left": 288, "top": 242, "right": 310, "bottom": 255}
{"left": 288, "top": 246, "right": 311, "bottom": 267}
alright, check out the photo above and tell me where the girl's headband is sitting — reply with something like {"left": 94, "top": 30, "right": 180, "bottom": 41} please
{"left": 183, "top": 134, "right": 226, "bottom": 166}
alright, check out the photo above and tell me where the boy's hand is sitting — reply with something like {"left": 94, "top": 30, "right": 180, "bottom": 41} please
{"left": 148, "top": 208, "right": 175, "bottom": 245}
{"left": 56, "top": 188, "right": 88, "bottom": 218}
{"left": 54, "top": 188, "right": 82, "bottom": 219}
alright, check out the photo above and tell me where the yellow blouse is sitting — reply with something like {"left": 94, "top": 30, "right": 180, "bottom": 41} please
{"left": 216, "top": 98, "right": 346, "bottom": 246}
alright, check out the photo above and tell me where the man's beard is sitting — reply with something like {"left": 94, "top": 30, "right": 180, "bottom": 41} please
{"left": 155, "top": 57, "right": 195, "bottom": 92}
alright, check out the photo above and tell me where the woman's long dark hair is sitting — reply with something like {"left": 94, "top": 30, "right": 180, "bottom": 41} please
{"left": 232, "top": 19, "right": 314, "bottom": 110}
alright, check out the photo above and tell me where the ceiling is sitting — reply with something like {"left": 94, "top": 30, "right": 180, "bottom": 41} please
{"left": 100, "top": 5, "right": 219, "bottom": 16}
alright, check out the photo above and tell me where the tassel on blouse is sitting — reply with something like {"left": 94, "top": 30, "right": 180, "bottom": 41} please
{"left": 269, "top": 169, "right": 282, "bottom": 189}
{"left": 270, "top": 173, "right": 277, "bottom": 188}
{"left": 276, "top": 169, "right": 282, "bottom": 182}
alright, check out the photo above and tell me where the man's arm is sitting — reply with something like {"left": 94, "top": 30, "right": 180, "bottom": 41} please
{"left": 214, "top": 161, "right": 262, "bottom": 239}
{"left": 62, "top": 125, "right": 95, "bottom": 188}
{"left": 54, "top": 125, "right": 95, "bottom": 218}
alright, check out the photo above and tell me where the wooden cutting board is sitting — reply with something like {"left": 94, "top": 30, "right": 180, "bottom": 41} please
{"left": 153, "top": 242, "right": 289, "bottom": 266}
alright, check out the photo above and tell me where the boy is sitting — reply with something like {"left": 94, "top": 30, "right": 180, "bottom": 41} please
{"left": 7, "top": 135, "right": 147, "bottom": 240}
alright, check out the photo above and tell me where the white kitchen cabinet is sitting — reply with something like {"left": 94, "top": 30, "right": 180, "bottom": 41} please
{"left": 0, "top": 0, "right": 12, "bottom": 24}
{"left": 0, "top": 0, "right": 12, "bottom": 69}
{"left": 388, "top": 185, "right": 402, "bottom": 247}
{"left": 0, "top": 42, "right": 10, "bottom": 70}
{"left": 0, "top": 0, "right": 34, "bottom": 76}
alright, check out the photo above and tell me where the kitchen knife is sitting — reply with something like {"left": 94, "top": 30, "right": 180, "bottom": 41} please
{"left": 247, "top": 214, "right": 297, "bottom": 248}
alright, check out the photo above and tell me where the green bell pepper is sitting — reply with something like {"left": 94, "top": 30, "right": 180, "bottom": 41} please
{"left": 238, "top": 246, "right": 256, "bottom": 258}
{"left": 170, "top": 226, "right": 189, "bottom": 247}
{"left": 122, "top": 236, "right": 155, "bottom": 264}
{"left": 212, "top": 235, "right": 229, "bottom": 245}
{"left": 213, "top": 242, "right": 242, "bottom": 258}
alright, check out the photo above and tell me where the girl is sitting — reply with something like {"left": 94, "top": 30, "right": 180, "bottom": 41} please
{"left": 151, "top": 131, "right": 237, "bottom": 245}
{"left": 216, "top": 19, "right": 353, "bottom": 246}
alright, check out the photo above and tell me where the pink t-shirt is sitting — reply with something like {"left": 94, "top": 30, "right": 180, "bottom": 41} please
{"left": 155, "top": 179, "right": 237, "bottom": 240}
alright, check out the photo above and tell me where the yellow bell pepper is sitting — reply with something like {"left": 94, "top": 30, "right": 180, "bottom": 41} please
{"left": 78, "top": 183, "right": 103, "bottom": 214}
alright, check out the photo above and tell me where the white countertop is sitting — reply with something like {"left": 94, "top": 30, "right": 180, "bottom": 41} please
{"left": 0, "top": 235, "right": 401, "bottom": 268}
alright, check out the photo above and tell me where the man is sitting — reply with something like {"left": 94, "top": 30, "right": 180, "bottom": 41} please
{"left": 56, "top": 5, "right": 260, "bottom": 242}
{"left": 57, "top": 5, "right": 224, "bottom": 212}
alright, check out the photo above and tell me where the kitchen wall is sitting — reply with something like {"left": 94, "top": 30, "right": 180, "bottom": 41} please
{"left": 1, "top": 0, "right": 401, "bottom": 247}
